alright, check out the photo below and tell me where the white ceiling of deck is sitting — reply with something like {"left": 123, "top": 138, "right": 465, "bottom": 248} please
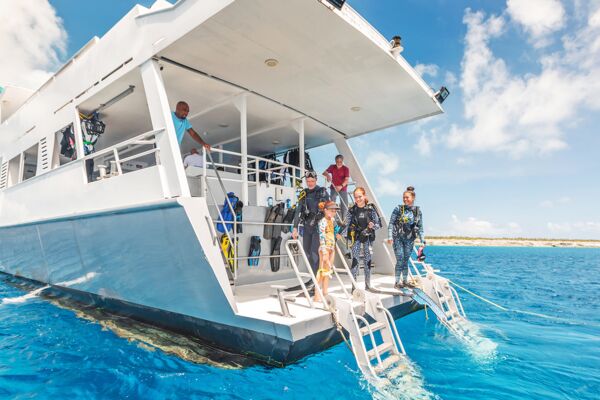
{"left": 158, "top": 0, "right": 442, "bottom": 140}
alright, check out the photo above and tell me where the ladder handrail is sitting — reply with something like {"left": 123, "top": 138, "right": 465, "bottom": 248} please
{"left": 377, "top": 303, "right": 406, "bottom": 355}
{"left": 355, "top": 314, "right": 383, "bottom": 368}
{"left": 284, "top": 239, "right": 326, "bottom": 310}
{"left": 449, "top": 284, "right": 467, "bottom": 318}
{"left": 334, "top": 242, "right": 358, "bottom": 288}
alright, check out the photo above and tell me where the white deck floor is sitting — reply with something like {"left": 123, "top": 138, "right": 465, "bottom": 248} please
{"left": 234, "top": 273, "right": 414, "bottom": 328}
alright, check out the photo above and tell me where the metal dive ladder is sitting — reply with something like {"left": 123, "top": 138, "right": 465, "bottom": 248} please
{"left": 284, "top": 239, "right": 409, "bottom": 380}
{"left": 405, "top": 248, "right": 470, "bottom": 336}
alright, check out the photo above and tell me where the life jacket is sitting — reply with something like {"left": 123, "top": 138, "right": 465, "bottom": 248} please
{"left": 393, "top": 205, "right": 420, "bottom": 240}
{"left": 216, "top": 192, "right": 242, "bottom": 233}
{"left": 347, "top": 203, "right": 378, "bottom": 244}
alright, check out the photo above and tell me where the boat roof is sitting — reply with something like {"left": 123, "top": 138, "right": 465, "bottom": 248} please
{"left": 151, "top": 0, "right": 443, "bottom": 139}
{"left": 1, "top": 0, "right": 443, "bottom": 157}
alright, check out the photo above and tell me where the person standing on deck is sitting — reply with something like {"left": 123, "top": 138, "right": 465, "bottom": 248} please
{"left": 172, "top": 101, "right": 211, "bottom": 150}
{"left": 340, "top": 187, "right": 381, "bottom": 292}
{"left": 387, "top": 186, "right": 425, "bottom": 289}
{"left": 323, "top": 154, "right": 350, "bottom": 222}
{"left": 290, "top": 171, "right": 329, "bottom": 290}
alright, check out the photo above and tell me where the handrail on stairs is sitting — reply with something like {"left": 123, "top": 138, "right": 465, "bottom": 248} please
{"left": 204, "top": 150, "right": 239, "bottom": 278}
{"left": 377, "top": 303, "right": 406, "bottom": 355}
{"left": 284, "top": 239, "right": 326, "bottom": 310}
{"left": 355, "top": 313, "right": 383, "bottom": 368}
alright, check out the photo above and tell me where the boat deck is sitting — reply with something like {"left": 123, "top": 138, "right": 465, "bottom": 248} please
{"left": 234, "top": 273, "right": 414, "bottom": 328}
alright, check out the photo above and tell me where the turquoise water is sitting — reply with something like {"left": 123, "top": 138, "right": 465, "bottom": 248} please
{"left": 1, "top": 246, "right": 599, "bottom": 399}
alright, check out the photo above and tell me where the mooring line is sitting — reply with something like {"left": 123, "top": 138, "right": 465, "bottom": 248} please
{"left": 448, "top": 279, "right": 599, "bottom": 327}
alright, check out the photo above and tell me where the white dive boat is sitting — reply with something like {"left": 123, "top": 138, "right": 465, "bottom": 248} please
{"left": 0, "top": 0, "right": 466, "bottom": 380}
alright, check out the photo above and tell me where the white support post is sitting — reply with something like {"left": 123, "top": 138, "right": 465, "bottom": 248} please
{"left": 293, "top": 118, "right": 306, "bottom": 183}
{"left": 234, "top": 95, "right": 248, "bottom": 205}
{"left": 334, "top": 137, "right": 394, "bottom": 274}
{"left": 72, "top": 107, "right": 84, "bottom": 156}
{"left": 140, "top": 59, "right": 190, "bottom": 198}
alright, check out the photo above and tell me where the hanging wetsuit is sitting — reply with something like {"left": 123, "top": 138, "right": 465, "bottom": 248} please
{"left": 341, "top": 203, "right": 381, "bottom": 289}
{"left": 292, "top": 185, "right": 329, "bottom": 275}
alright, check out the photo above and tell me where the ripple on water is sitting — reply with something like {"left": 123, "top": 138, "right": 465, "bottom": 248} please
{"left": 1, "top": 247, "right": 599, "bottom": 399}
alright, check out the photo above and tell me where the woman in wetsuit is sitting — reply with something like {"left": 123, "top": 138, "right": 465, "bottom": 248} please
{"left": 387, "top": 186, "right": 425, "bottom": 289}
{"left": 340, "top": 187, "right": 381, "bottom": 292}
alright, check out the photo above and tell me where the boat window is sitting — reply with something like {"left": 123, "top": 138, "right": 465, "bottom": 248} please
{"left": 22, "top": 143, "right": 39, "bottom": 181}
{"left": 52, "top": 124, "right": 77, "bottom": 168}
{"left": 6, "top": 154, "right": 22, "bottom": 188}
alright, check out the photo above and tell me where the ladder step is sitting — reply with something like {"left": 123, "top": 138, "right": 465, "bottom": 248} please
{"left": 298, "top": 272, "right": 312, "bottom": 278}
{"left": 360, "top": 321, "right": 385, "bottom": 336}
{"left": 374, "top": 354, "right": 400, "bottom": 373}
{"left": 333, "top": 268, "right": 348, "bottom": 274}
{"left": 367, "top": 342, "right": 394, "bottom": 360}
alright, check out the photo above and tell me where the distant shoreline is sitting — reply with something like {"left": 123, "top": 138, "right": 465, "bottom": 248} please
{"left": 427, "top": 237, "right": 600, "bottom": 248}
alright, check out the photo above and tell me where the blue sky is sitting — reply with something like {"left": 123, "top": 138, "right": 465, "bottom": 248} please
{"left": 2, "top": 0, "right": 599, "bottom": 238}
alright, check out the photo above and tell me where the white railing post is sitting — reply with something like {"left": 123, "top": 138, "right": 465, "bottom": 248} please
{"left": 140, "top": 59, "right": 190, "bottom": 198}
{"left": 293, "top": 118, "right": 306, "bottom": 183}
{"left": 234, "top": 95, "right": 248, "bottom": 205}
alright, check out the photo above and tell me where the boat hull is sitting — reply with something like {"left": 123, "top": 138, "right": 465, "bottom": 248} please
{"left": 0, "top": 270, "right": 420, "bottom": 366}
{"left": 0, "top": 200, "right": 421, "bottom": 366}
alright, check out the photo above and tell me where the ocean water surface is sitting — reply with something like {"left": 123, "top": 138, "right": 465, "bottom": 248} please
{"left": 1, "top": 246, "right": 599, "bottom": 399}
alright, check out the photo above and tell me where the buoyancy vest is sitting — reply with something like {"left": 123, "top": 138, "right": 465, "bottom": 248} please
{"left": 80, "top": 112, "right": 105, "bottom": 156}
{"left": 299, "top": 186, "right": 328, "bottom": 228}
{"left": 347, "top": 203, "right": 378, "bottom": 243}
{"left": 394, "top": 205, "right": 420, "bottom": 240}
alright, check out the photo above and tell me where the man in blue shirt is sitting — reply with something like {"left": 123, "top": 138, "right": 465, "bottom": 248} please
{"left": 171, "top": 101, "right": 211, "bottom": 149}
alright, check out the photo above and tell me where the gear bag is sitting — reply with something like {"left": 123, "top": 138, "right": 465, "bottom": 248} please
{"left": 216, "top": 192, "right": 241, "bottom": 233}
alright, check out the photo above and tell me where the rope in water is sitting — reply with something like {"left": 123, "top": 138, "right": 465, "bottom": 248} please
{"left": 448, "top": 279, "right": 599, "bottom": 327}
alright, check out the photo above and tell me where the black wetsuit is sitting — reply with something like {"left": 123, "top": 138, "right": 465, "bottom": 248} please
{"left": 293, "top": 185, "right": 329, "bottom": 274}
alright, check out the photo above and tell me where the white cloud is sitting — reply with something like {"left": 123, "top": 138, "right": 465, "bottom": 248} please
{"left": 364, "top": 150, "right": 399, "bottom": 176}
{"left": 456, "top": 157, "right": 473, "bottom": 165}
{"left": 546, "top": 221, "right": 600, "bottom": 238}
{"left": 414, "top": 134, "right": 431, "bottom": 156}
{"left": 447, "top": 214, "right": 522, "bottom": 237}
{"left": 447, "top": 6, "right": 600, "bottom": 157}
{"left": 539, "top": 196, "right": 571, "bottom": 208}
{"left": 507, "top": 0, "right": 566, "bottom": 47}
{"left": 0, "top": 0, "right": 67, "bottom": 90}
{"left": 414, "top": 63, "right": 439, "bottom": 78}
{"left": 374, "top": 176, "right": 405, "bottom": 197}
{"left": 444, "top": 71, "right": 458, "bottom": 87}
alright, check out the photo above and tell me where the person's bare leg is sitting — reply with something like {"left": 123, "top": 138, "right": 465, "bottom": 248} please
{"left": 315, "top": 251, "right": 325, "bottom": 302}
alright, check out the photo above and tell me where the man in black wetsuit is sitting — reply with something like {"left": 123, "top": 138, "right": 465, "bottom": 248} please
{"left": 291, "top": 170, "right": 329, "bottom": 290}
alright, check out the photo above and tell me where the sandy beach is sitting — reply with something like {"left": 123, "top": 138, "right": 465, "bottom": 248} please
{"left": 427, "top": 237, "right": 600, "bottom": 248}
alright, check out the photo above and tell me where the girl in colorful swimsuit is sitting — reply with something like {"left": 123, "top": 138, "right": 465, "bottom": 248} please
{"left": 315, "top": 201, "right": 339, "bottom": 302}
